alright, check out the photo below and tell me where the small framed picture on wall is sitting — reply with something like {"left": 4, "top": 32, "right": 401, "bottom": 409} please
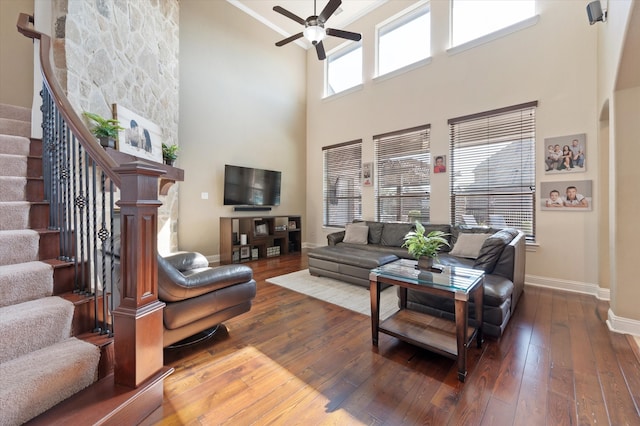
{"left": 433, "top": 155, "right": 446, "bottom": 173}
{"left": 362, "top": 162, "right": 373, "bottom": 186}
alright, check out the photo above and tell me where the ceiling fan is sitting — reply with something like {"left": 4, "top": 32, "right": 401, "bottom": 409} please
{"left": 273, "top": 0, "right": 362, "bottom": 60}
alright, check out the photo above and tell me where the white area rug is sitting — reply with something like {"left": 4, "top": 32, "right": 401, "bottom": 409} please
{"left": 266, "top": 269, "right": 398, "bottom": 320}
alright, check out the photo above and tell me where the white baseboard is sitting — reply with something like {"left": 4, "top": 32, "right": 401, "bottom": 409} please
{"left": 525, "top": 274, "right": 610, "bottom": 300}
{"left": 607, "top": 309, "right": 640, "bottom": 337}
{"left": 525, "top": 274, "right": 640, "bottom": 337}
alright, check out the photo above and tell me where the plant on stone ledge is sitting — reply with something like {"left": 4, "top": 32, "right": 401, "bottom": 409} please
{"left": 82, "top": 111, "right": 124, "bottom": 148}
{"left": 162, "top": 143, "right": 179, "bottom": 165}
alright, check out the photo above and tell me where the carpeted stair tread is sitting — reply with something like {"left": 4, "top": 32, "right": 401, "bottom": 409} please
{"left": 0, "top": 117, "right": 30, "bottom": 138}
{"left": 0, "top": 103, "right": 31, "bottom": 122}
{"left": 0, "top": 229, "right": 39, "bottom": 266}
{"left": 0, "top": 337, "right": 100, "bottom": 426}
{"left": 0, "top": 261, "right": 53, "bottom": 307}
{"left": 0, "top": 153, "right": 27, "bottom": 177}
{"left": 0, "top": 176, "right": 26, "bottom": 201}
{"left": 0, "top": 201, "right": 30, "bottom": 230}
{"left": 0, "top": 134, "right": 30, "bottom": 155}
{"left": 0, "top": 296, "right": 74, "bottom": 364}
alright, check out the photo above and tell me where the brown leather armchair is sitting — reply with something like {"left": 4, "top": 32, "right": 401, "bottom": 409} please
{"left": 157, "top": 252, "right": 257, "bottom": 347}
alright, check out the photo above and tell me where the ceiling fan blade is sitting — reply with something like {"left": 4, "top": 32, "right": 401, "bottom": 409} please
{"left": 273, "top": 6, "right": 306, "bottom": 25}
{"left": 315, "top": 41, "right": 326, "bottom": 60}
{"left": 326, "top": 28, "right": 362, "bottom": 42}
{"left": 275, "top": 32, "right": 304, "bottom": 47}
{"left": 318, "top": 0, "right": 342, "bottom": 23}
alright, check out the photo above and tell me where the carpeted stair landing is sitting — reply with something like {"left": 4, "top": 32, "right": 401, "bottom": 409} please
{"left": 0, "top": 103, "right": 100, "bottom": 426}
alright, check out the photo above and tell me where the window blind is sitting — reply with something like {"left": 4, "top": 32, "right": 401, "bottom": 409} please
{"left": 323, "top": 140, "right": 362, "bottom": 227}
{"left": 449, "top": 101, "right": 537, "bottom": 239}
{"left": 374, "top": 125, "right": 431, "bottom": 223}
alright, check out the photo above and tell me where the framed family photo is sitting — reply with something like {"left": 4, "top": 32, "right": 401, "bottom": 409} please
{"left": 544, "top": 133, "right": 586, "bottom": 174}
{"left": 540, "top": 180, "right": 592, "bottom": 211}
{"left": 113, "top": 104, "right": 163, "bottom": 163}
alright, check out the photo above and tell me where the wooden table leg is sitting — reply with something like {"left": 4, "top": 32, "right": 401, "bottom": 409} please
{"left": 370, "top": 279, "right": 380, "bottom": 346}
{"left": 454, "top": 297, "right": 468, "bottom": 382}
{"left": 474, "top": 280, "right": 484, "bottom": 348}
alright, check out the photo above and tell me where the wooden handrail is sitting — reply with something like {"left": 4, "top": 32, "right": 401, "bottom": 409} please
{"left": 16, "top": 13, "right": 121, "bottom": 187}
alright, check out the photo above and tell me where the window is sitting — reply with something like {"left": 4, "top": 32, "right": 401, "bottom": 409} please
{"left": 323, "top": 140, "right": 362, "bottom": 227}
{"left": 451, "top": 0, "right": 535, "bottom": 47}
{"left": 326, "top": 43, "right": 362, "bottom": 96}
{"left": 374, "top": 125, "right": 431, "bottom": 223}
{"left": 377, "top": 2, "right": 431, "bottom": 77}
{"left": 449, "top": 102, "right": 537, "bottom": 240}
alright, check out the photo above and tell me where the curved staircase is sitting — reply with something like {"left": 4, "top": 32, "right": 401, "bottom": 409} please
{"left": 0, "top": 104, "right": 101, "bottom": 425}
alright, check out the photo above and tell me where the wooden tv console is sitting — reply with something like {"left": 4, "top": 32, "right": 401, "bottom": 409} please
{"left": 219, "top": 215, "right": 301, "bottom": 264}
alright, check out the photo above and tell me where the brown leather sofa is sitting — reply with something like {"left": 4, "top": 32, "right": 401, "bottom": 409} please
{"left": 308, "top": 222, "right": 525, "bottom": 337}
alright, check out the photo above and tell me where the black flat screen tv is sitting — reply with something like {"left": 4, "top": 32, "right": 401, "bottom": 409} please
{"left": 223, "top": 164, "right": 281, "bottom": 206}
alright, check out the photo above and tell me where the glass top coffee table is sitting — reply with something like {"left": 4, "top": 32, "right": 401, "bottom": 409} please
{"left": 369, "top": 258, "right": 485, "bottom": 382}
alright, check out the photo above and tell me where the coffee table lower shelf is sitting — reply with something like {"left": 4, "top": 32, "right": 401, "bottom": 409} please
{"left": 378, "top": 310, "right": 476, "bottom": 360}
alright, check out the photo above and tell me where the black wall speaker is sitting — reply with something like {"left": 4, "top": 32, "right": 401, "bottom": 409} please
{"left": 586, "top": 1, "right": 604, "bottom": 25}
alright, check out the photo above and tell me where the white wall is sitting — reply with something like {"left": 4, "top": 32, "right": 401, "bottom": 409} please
{"left": 593, "top": 0, "right": 640, "bottom": 332}
{"left": 178, "top": 0, "right": 307, "bottom": 257}
{"left": 306, "top": 1, "right": 600, "bottom": 289}
{"left": 0, "top": 0, "right": 34, "bottom": 108}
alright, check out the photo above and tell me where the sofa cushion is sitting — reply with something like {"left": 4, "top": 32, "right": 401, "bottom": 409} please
{"left": 451, "top": 226, "right": 500, "bottom": 244}
{"left": 343, "top": 223, "right": 369, "bottom": 244}
{"left": 449, "top": 233, "right": 492, "bottom": 259}
{"left": 308, "top": 245, "right": 398, "bottom": 269}
{"left": 380, "top": 223, "right": 414, "bottom": 247}
{"left": 366, "top": 221, "right": 384, "bottom": 244}
{"left": 422, "top": 224, "right": 453, "bottom": 252}
{"left": 473, "top": 228, "right": 519, "bottom": 273}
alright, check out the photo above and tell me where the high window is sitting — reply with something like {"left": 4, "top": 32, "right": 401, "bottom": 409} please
{"left": 449, "top": 102, "right": 537, "bottom": 240}
{"left": 323, "top": 140, "right": 362, "bottom": 227}
{"left": 326, "top": 43, "right": 362, "bottom": 96}
{"left": 374, "top": 125, "right": 431, "bottom": 223}
{"left": 377, "top": 2, "right": 431, "bottom": 77}
{"left": 451, "top": 0, "right": 535, "bottom": 47}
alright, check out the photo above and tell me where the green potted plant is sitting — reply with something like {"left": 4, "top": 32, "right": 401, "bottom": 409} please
{"left": 162, "top": 143, "right": 179, "bottom": 166}
{"left": 402, "top": 222, "right": 450, "bottom": 270}
{"left": 82, "top": 111, "right": 124, "bottom": 148}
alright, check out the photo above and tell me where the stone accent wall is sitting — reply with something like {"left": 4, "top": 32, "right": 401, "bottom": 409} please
{"left": 53, "top": 0, "right": 180, "bottom": 253}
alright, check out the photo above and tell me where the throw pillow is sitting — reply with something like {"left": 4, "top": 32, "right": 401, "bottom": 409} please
{"left": 380, "top": 223, "right": 414, "bottom": 247}
{"left": 449, "top": 232, "right": 492, "bottom": 259}
{"left": 366, "top": 221, "right": 384, "bottom": 244}
{"left": 343, "top": 224, "right": 369, "bottom": 245}
{"left": 473, "top": 228, "right": 519, "bottom": 273}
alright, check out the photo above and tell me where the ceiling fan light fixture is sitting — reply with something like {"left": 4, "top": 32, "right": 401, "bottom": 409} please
{"left": 303, "top": 25, "right": 326, "bottom": 44}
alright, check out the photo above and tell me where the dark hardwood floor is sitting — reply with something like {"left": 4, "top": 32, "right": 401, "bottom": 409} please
{"left": 150, "top": 251, "right": 640, "bottom": 425}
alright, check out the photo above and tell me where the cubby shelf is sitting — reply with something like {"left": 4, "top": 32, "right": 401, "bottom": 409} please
{"left": 220, "top": 215, "right": 301, "bottom": 264}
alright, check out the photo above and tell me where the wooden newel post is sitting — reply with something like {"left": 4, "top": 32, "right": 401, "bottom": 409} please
{"left": 112, "top": 161, "right": 166, "bottom": 388}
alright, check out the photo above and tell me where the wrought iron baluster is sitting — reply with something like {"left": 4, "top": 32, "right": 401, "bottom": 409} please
{"left": 84, "top": 152, "right": 93, "bottom": 297}
{"left": 108, "top": 179, "right": 115, "bottom": 337}
{"left": 98, "top": 170, "right": 110, "bottom": 335}
{"left": 91, "top": 160, "right": 100, "bottom": 332}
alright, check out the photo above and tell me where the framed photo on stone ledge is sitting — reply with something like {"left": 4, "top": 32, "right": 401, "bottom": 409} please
{"left": 113, "top": 103, "right": 163, "bottom": 164}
